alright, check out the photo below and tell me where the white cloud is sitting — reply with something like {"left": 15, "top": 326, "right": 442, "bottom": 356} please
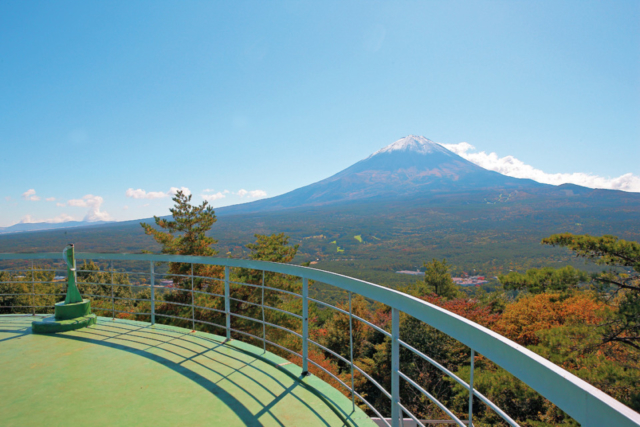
{"left": 169, "top": 187, "right": 191, "bottom": 197}
{"left": 56, "top": 202, "right": 65, "bottom": 207}
{"left": 125, "top": 187, "right": 192, "bottom": 200}
{"left": 66, "top": 194, "right": 111, "bottom": 221}
{"left": 22, "top": 189, "right": 40, "bottom": 201}
{"left": 19, "top": 215, "right": 35, "bottom": 224}
{"left": 442, "top": 142, "right": 640, "bottom": 193}
{"left": 20, "top": 213, "right": 76, "bottom": 224}
{"left": 202, "top": 192, "right": 226, "bottom": 202}
{"left": 126, "top": 188, "right": 168, "bottom": 199}
{"left": 45, "top": 197, "right": 55, "bottom": 202}
{"left": 123, "top": 205, "right": 129, "bottom": 210}
{"left": 4, "top": 196, "right": 11, "bottom": 202}
{"left": 237, "top": 189, "right": 267, "bottom": 198}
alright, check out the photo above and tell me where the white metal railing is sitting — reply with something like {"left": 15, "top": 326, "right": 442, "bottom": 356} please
{"left": 1, "top": 251, "right": 639, "bottom": 427}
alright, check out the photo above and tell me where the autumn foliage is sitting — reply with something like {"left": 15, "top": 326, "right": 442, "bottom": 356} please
{"left": 494, "top": 292, "right": 608, "bottom": 346}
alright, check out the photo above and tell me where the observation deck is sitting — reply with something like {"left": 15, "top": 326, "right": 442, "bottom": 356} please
{"left": 1, "top": 251, "right": 640, "bottom": 427}
{"left": 0, "top": 314, "right": 374, "bottom": 427}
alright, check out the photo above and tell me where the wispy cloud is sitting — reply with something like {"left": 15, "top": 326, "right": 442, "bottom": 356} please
{"left": 67, "top": 194, "right": 111, "bottom": 221}
{"left": 45, "top": 197, "right": 55, "bottom": 202}
{"left": 442, "top": 142, "right": 640, "bottom": 193}
{"left": 169, "top": 187, "right": 191, "bottom": 197}
{"left": 126, "top": 188, "right": 168, "bottom": 199}
{"left": 237, "top": 189, "right": 267, "bottom": 198}
{"left": 126, "top": 187, "right": 192, "bottom": 199}
{"left": 22, "top": 189, "right": 40, "bottom": 201}
{"left": 20, "top": 213, "right": 76, "bottom": 224}
{"left": 202, "top": 192, "right": 226, "bottom": 202}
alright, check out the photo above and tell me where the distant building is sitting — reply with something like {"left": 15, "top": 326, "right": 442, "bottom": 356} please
{"left": 452, "top": 276, "right": 488, "bottom": 287}
{"left": 396, "top": 270, "right": 424, "bottom": 276}
{"left": 156, "top": 279, "right": 174, "bottom": 288}
{"left": 396, "top": 271, "right": 489, "bottom": 286}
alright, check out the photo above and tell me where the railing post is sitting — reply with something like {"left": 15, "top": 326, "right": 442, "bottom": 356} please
{"left": 31, "top": 261, "right": 35, "bottom": 316}
{"left": 349, "top": 291, "right": 355, "bottom": 411}
{"left": 191, "top": 263, "right": 195, "bottom": 331}
{"left": 225, "top": 266, "right": 230, "bottom": 341}
{"left": 391, "top": 307, "right": 400, "bottom": 427}
{"left": 469, "top": 348, "right": 475, "bottom": 427}
{"left": 111, "top": 261, "right": 115, "bottom": 320}
{"left": 302, "top": 277, "right": 309, "bottom": 376}
{"left": 150, "top": 261, "right": 155, "bottom": 325}
{"left": 261, "top": 270, "right": 266, "bottom": 352}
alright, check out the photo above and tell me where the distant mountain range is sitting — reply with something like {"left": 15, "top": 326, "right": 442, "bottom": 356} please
{"left": 0, "top": 221, "right": 113, "bottom": 235}
{"left": 1, "top": 135, "right": 638, "bottom": 286}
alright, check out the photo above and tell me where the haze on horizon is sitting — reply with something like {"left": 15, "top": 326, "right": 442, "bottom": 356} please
{"left": 1, "top": 1, "right": 638, "bottom": 227}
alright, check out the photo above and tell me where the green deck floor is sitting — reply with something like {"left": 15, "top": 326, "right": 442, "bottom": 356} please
{"left": 0, "top": 315, "right": 377, "bottom": 427}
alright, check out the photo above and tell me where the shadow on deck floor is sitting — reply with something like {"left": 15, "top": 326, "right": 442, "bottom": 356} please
{"left": 0, "top": 315, "right": 376, "bottom": 427}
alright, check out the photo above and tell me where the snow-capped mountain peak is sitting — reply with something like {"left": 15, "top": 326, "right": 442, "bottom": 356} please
{"left": 370, "top": 135, "right": 451, "bottom": 157}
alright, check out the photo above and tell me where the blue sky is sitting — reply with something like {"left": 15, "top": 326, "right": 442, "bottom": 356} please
{"left": 1, "top": 1, "right": 638, "bottom": 227}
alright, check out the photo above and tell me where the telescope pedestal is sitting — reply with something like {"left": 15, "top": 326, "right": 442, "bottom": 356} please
{"left": 32, "top": 299, "right": 97, "bottom": 334}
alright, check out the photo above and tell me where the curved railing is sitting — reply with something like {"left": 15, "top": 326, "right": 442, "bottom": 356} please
{"left": 1, "top": 252, "right": 639, "bottom": 427}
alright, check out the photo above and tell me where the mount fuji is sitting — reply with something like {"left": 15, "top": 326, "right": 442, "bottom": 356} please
{"left": 219, "top": 135, "right": 545, "bottom": 215}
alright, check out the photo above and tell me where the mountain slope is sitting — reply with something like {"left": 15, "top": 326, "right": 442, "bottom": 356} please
{"left": 0, "top": 220, "right": 113, "bottom": 235}
{"left": 220, "top": 135, "right": 545, "bottom": 215}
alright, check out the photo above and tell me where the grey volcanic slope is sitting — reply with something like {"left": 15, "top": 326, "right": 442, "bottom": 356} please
{"left": 219, "top": 135, "right": 545, "bottom": 215}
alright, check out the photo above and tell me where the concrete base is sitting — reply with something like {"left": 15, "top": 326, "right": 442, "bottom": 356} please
{"left": 32, "top": 314, "right": 97, "bottom": 334}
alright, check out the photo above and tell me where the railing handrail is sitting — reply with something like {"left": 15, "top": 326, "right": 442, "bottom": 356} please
{"left": 1, "top": 251, "right": 639, "bottom": 427}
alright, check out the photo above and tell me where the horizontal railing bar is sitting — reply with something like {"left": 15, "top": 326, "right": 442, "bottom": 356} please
{"left": 398, "top": 339, "right": 520, "bottom": 427}
{"left": 228, "top": 327, "right": 264, "bottom": 342}
{"left": 307, "top": 355, "right": 393, "bottom": 425}
{"left": 261, "top": 319, "right": 302, "bottom": 338}
{"left": 307, "top": 297, "right": 349, "bottom": 314}
{"left": 264, "top": 305, "right": 302, "bottom": 319}
{"left": 77, "top": 281, "right": 149, "bottom": 289}
{"left": 155, "top": 313, "right": 194, "bottom": 323}
{"left": 399, "top": 370, "right": 465, "bottom": 427}
{"left": 228, "top": 313, "right": 303, "bottom": 339}
{"left": 398, "top": 402, "right": 428, "bottom": 427}
{"left": 355, "top": 391, "right": 391, "bottom": 427}
{"left": 0, "top": 293, "right": 45, "bottom": 298}
{"left": 0, "top": 305, "right": 55, "bottom": 309}
{"left": 263, "top": 338, "right": 302, "bottom": 358}
{"left": 228, "top": 311, "right": 262, "bottom": 324}
{"left": 91, "top": 307, "right": 140, "bottom": 316}
{"left": 307, "top": 358, "right": 352, "bottom": 391}
{"left": 193, "top": 305, "right": 226, "bottom": 315}
{"left": 307, "top": 297, "right": 392, "bottom": 337}
{"left": 192, "top": 318, "right": 226, "bottom": 330}
{"left": 351, "top": 313, "right": 392, "bottom": 338}
{"left": 226, "top": 279, "right": 303, "bottom": 298}
{"left": 228, "top": 296, "right": 262, "bottom": 308}
{"left": 192, "top": 289, "right": 224, "bottom": 298}
{"left": 156, "top": 300, "right": 193, "bottom": 309}
{"left": 0, "top": 280, "right": 66, "bottom": 285}
{"left": 258, "top": 284, "right": 301, "bottom": 298}
{"left": 308, "top": 338, "right": 392, "bottom": 399}
{"left": 82, "top": 294, "right": 150, "bottom": 303}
